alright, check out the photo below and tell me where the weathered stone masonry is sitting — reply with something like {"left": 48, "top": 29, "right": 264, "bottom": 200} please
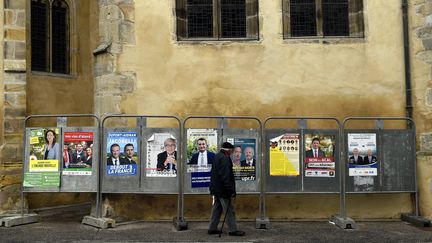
{"left": 94, "top": 0, "right": 136, "bottom": 118}
{"left": 95, "top": 0, "right": 137, "bottom": 216}
{"left": 0, "top": 0, "right": 27, "bottom": 214}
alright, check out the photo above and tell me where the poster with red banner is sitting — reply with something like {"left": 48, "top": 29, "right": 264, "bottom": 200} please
{"left": 304, "top": 134, "right": 335, "bottom": 177}
{"left": 63, "top": 132, "right": 94, "bottom": 175}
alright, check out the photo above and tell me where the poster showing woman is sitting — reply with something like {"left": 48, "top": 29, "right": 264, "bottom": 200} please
{"left": 29, "top": 128, "right": 60, "bottom": 162}
{"left": 25, "top": 128, "right": 61, "bottom": 187}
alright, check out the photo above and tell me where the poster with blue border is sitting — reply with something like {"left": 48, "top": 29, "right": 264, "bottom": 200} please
{"left": 106, "top": 132, "right": 138, "bottom": 176}
{"left": 348, "top": 133, "right": 378, "bottom": 176}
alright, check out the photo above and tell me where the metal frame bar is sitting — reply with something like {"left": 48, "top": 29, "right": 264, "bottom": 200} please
{"left": 342, "top": 117, "right": 417, "bottom": 218}
{"left": 21, "top": 114, "right": 100, "bottom": 216}
{"left": 182, "top": 116, "right": 262, "bottom": 224}
{"left": 263, "top": 116, "right": 342, "bottom": 222}
{"left": 100, "top": 115, "right": 182, "bottom": 219}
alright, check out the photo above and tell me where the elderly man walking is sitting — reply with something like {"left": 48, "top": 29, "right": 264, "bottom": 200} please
{"left": 208, "top": 142, "right": 245, "bottom": 236}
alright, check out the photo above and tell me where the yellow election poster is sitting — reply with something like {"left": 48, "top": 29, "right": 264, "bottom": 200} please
{"left": 29, "top": 160, "right": 59, "bottom": 172}
{"left": 270, "top": 134, "right": 300, "bottom": 176}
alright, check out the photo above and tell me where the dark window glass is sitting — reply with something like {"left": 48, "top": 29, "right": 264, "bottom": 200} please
{"left": 322, "top": 0, "right": 349, "bottom": 36}
{"left": 220, "top": 0, "right": 246, "bottom": 38}
{"left": 52, "top": 0, "right": 69, "bottom": 74}
{"left": 187, "top": 0, "right": 213, "bottom": 38}
{"left": 290, "top": 0, "right": 317, "bottom": 37}
{"left": 31, "top": 0, "right": 49, "bottom": 72}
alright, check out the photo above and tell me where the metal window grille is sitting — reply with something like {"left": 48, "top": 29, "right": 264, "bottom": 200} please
{"left": 290, "top": 0, "right": 317, "bottom": 37}
{"left": 52, "top": 0, "right": 69, "bottom": 74}
{"left": 187, "top": 0, "right": 213, "bottom": 38}
{"left": 322, "top": 0, "right": 349, "bottom": 36}
{"left": 31, "top": 0, "right": 49, "bottom": 72}
{"left": 220, "top": 0, "right": 246, "bottom": 38}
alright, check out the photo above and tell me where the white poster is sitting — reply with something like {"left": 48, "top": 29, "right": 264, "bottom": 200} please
{"left": 348, "top": 133, "right": 378, "bottom": 176}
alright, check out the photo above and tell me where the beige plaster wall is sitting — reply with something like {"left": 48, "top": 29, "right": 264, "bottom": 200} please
{"left": 0, "top": 0, "right": 4, "bottom": 147}
{"left": 24, "top": 0, "right": 98, "bottom": 209}
{"left": 119, "top": 0, "right": 405, "bottom": 120}
{"left": 26, "top": 0, "right": 96, "bottom": 117}
{"left": 98, "top": 0, "right": 413, "bottom": 220}
{"left": 104, "top": 193, "right": 411, "bottom": 221}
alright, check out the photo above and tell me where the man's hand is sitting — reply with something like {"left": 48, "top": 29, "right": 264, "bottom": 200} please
{"left": 165, "top": 155, "right": 176, "bottom": 166}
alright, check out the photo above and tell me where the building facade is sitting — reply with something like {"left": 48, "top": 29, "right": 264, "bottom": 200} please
{"left": 0, "top": 0, "right": 432, "bottom": 220}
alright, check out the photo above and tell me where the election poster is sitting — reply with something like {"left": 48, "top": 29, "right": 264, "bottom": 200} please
{"left": 304, "top": 134, "right": 336, "bottom": 178}
{"left": 269, "top": 133, "right": 300, "bottom": 176}
{"left": 186, "top": 129, "right": 218, "bottom": 188}
{"left": 28, "top": 128, "right": 60, "bottom": 161}
{"left": 106, "top": 132, "right": 138, "bottom": 176}
{"left": 226, "top": 137, "right": 256, "bottom": 181}
{"left": 146, "top": 133, "right": 177, "bottom": 177}
{"left": 25, "top": 128, "right": 61, "bottom": 187}
{"left": 62, "top": 132, "right": 94, "bottom": 175}
{"left": 348, "top": 133, "right": 378, "bottom": 176}
{"left": 23, "top": 172, "right": 60, "bottom": 187}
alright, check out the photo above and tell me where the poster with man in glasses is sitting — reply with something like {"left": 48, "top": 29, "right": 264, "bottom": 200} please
{"left": 146, "top": 133, "right": 177, "bottom": 177}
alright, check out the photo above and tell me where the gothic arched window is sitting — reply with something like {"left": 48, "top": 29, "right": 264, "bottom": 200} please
{"left": 31, "top": 0, "right": 70, "bottom": 74}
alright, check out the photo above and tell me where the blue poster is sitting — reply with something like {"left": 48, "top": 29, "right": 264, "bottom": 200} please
{"left": 106, "top": 164, "right": 137, "bottom": 176}
{"left": 191, "top": 172, "right": 211, "bottom": 188}
{"left": 106, "top": 131, "right": 138, "bottom": 176}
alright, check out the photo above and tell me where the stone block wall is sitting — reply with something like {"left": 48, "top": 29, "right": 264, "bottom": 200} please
{"left": 413, "top": 0, "right": 432, "bottom": 219}
{"left": 0, "top": 0, "right": 27, "bottom": 214}
{"left": 95, "top": 0, "right": 137, "bottom": 215}
{"left": 94, "top": 0, "right": 136, "bottom": 118}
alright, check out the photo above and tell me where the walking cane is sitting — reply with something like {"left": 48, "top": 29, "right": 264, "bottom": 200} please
{"left": 219, "top": 198, "right": 231, "bottom": 237}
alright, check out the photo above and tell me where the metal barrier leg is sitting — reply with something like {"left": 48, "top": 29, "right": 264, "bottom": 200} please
{"left": 174, "top": 121, "right": 188, "bottom": 231}
{"left": 82, "top": 196, "right": 116, "bottom": 229}
{"left": 82, "top": 116, "right": 115, "bottom": 229}
{"left": 0, "top": 214, "right": 39, "bottom": 227}
{"left": 82, "top": 216, "right": 116, "bottom": 229}
{"left": 256, "top": 178, "right": 270, "bottom": 229}
{"left": 330, "top": 215, "right": 356, "bottom": 229}
{"left": 255, "top": 217, "right": 270, "bottom": 229}
{"left": 173, "top": 217, "right": 188, "bottom": 231}
{"left": 401, "top": 213, "right": 431, "bottom": 227}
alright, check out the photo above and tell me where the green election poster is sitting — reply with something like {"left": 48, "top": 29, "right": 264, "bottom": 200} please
{"left": 23, "top": 172, "right": 60, "bottom": 187}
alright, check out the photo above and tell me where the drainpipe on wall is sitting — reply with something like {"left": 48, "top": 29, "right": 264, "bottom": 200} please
{"left": 402, "top": 0, "right": 413, "bottom": 120}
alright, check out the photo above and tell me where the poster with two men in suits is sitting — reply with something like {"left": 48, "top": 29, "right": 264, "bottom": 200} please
{"left": 106, "top": 132, "right": 138, "bottom": 176}
{"left": 347, "top": 133, "right": 378, "bottom": 176}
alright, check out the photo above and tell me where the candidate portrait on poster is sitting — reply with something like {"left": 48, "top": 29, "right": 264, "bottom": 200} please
{"left": 304, "top": 134, "right": 335, "bottom": 178}
{"left": 106, "top": 132, "right": 138, "bottom": 176}
{"left": 146, "top": 133, "right": 177, "bottom": 177}
{"left": 348, "top": 133, "right": 378, "bottom": 176}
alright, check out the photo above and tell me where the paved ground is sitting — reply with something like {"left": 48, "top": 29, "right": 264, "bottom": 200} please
{"left": 1, "top": 205, "right": 432, "bottom": 242}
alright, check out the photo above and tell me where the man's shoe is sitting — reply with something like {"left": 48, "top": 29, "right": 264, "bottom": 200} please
{"left": 228, "top": 230, "right": 245, "bottom": 236}
{"left": 208, "top": 229, "right": 222, "bottom": 235}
